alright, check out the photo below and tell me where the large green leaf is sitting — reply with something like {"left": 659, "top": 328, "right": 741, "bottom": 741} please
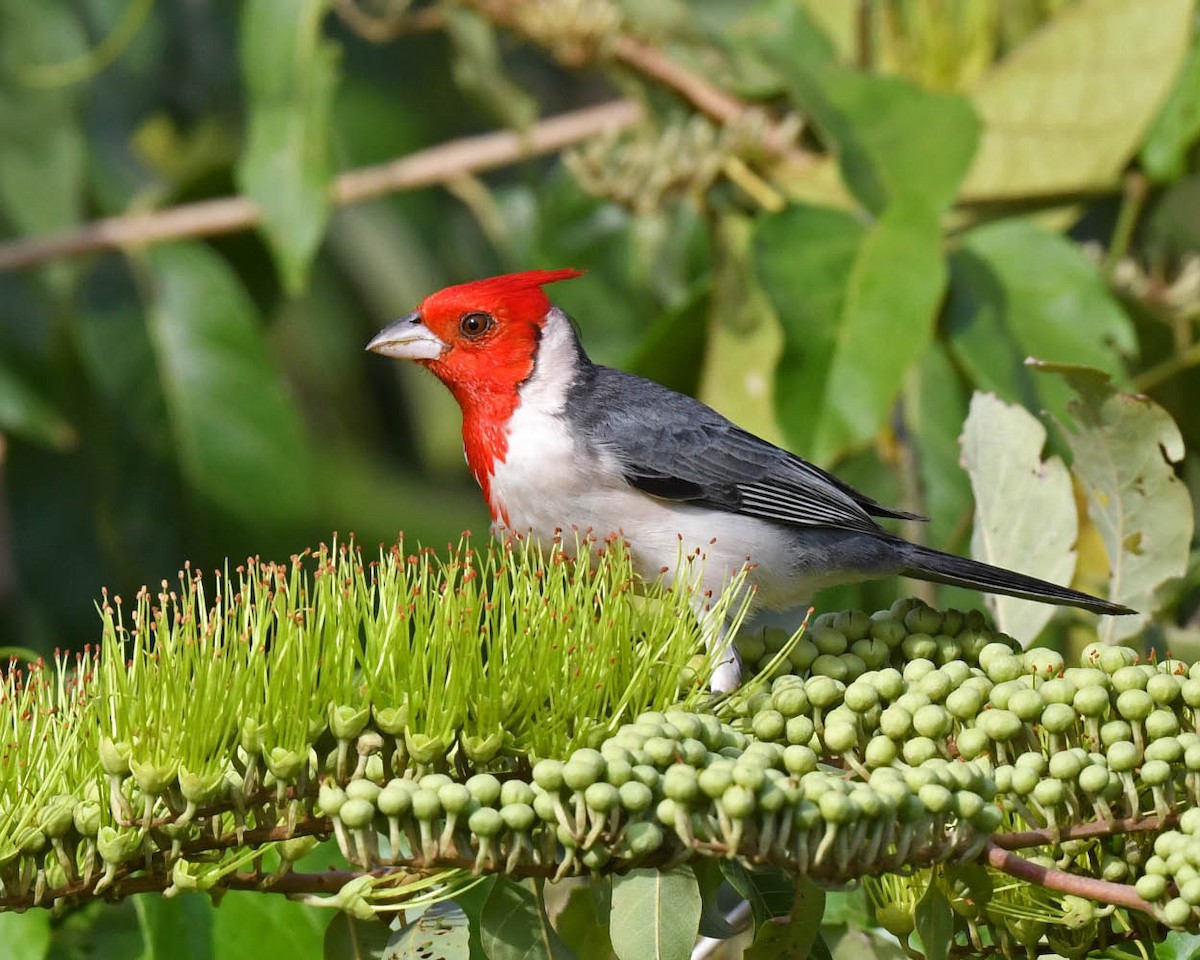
{"left": 718, "top": 862, "right": 794, "bottom": 930}
{"left": 479, "top": 878, "right": 576, "bottom": 960}
{"left": 322, "top": 913, "right": 395, "bottom": 960}
{"left": 1141, "top": 35, "right": 1200, "bottom": 182}
{"left": 1036, "top": 362, "right": 1193, "bottom": 640}
{"left": 134, "top": 894, "right": 213, "bottom": 960}
{"left": 0, "top": 358, "right": 74, "bottom": 448}
{"left": 960, "top": 392, "right": 1078, "bottom": 643}
{"left": 961, "top": 0, "right": 1194, "bottom": 199}
{"left": 757, "top": 203, "right": 946, "bottom": 465}
{"left": 744, "top": 876, "right": 825, "bottom": 960}
{"left": 759, "top": 15, "right": 979, "bottom": 214}
{"left": 946, "top": 219, "right": 1136, "bottom": 427}
{"left": 913, "top": 882, "right": 953, "bottom": 960}
{"left": 555, "top": 884, "right": 616, "bottom": 960}
{"left": 902, "top": 343, "right": 970, "bottom": 550}
{"left": 0, "top": 910, "right": 50, "bottom": 960}
{"left": 143, "top": 243, "right": 316, "bottom": 526}
{"left": 236, "top": 0, "right": 339, "bottom": 293}
{"left": 211, "top": 890, "right": 326, "bottom": 960}
{"left": 0, "top": 1, "right": 86, "bottom": 240}
{"left": 609, "top": 866, "right": 702, "bottom": 960}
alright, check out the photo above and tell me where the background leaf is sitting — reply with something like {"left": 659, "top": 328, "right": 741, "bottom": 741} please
{"left": 960, "top": 0, "right": 1194, "bottom": 199}
{"left": 1141, "top": 35, "right": 1200, "bottom": 182}
{"left": 744, "top": 876, "right": 825, "bottom": 960}
{"left": 913, "top": 882, "right": 953, "bottom": 960}
{"left": 555, "top": 884, "right": 617, "bottom": 960}
{"left": 211, "top": 889, "right": 327, "bottom": 960}
{"left": 960, "top": 392, "right": 1078, "bottom": 642}
{"left": 946, "top": 219, "right": 1137, "bottom": 426}
{"left": 757, "top": 204, "right": 946, "bottom": 464}
{"left": 609, "top": 866, "right": 702, "bottom": 960}
{"left": 134, "top": 894, "right": 213, "bottom": 960}
{"left": 1037, "top": 361, "right": 1195, "bottom": 640}
{"left": 0, "top": 359, "right": 74, "bottom": 448}
{"left": 0, "top": 910, "right": 50, "bottom": 960}
{"left": 236, "top": 0, "right": 339, "bottom": 293}
{"left": 142, "top": 243, "right": 316, "bottom": 526}
{"left": 323, "top": 913, "right": 395, "bottom": 960}
{"left": 480, "top": 878, "right": 576, "bottom": 960}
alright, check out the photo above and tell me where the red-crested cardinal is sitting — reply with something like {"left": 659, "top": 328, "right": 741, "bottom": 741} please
{"left": 367, "top": 269, "right": 1134, "bottom": 690}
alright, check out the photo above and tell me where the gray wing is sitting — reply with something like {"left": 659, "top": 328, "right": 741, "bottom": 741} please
{"left": 566, "top": 366, "right": 922, "bottom": 535}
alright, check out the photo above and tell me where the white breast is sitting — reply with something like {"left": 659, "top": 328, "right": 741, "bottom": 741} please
{"left": 485, "top": 309, "right": 804, "bottom": 611}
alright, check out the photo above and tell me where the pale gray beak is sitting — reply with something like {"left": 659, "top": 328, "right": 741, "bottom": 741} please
{"left": 366, "top": 312, "right": 449, "bottom": 361}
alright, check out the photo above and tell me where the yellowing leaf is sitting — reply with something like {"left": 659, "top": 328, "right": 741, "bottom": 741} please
{"left": 960, "top": 392, "right": 1078, "bottom": 643}
{"left": 1035, "top": 361, "right": 1194, "bottom": 641}
{"left": 961, "top": 0, "right": 1194, "bottom": 199}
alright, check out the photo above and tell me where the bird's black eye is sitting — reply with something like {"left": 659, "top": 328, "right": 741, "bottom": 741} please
{"left": 459, "top": 311, "right": 494, "bottom": 339}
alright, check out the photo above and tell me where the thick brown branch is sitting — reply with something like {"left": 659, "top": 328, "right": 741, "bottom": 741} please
{"left": 0, "top": 100, "right": 642, "bottom": 273}
{"left": 984, "top": 843, "right": 1153, "bottom": 914}
{"left": 991, "top": 813, "right": 1177, "bottom": 851}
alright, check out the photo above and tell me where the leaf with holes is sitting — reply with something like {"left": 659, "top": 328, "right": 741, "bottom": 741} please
{"left": 610, "top": 867, "right": 701, "bottom": 960}
{"left": 383, "top": 902, "right": 470, "bottom": 960}
{"left": 1034, "top": 361, "right": 1193, "bottom": 640}
{"left": 960, "top": 392, "right": 1078, "bottom": 643}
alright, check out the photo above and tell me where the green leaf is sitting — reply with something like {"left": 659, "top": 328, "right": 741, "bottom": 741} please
{"left": 758, "top": 20, "right": 978, "bottom": 214}
{"left": 0, "top": 358, "right": 74, "bottom": 448}
{"left": 913, "top": 882, "right": 953, "bottom": 960}
{"left": 135, "top": 893, "right": 213, "bottom": 960}
{"left": 236, "top": 0, "right": 340, "bottom": 293}
{"left": 718, "top": 861, "right": 794, "bottom": 930}
{"left": 480, "top": 878, "right": 576, "bottom": 960}
{"left": 211, "top": 890, "right": 326, "bottom": 960}
{"left": 0, "top": 1, "right": 86, "bottom": 238}
{"left": 946, "top": 219, "right": 1136, "bottom": 427}
{"left": 902, "top": 343, "right": 971, "bottom": 550}
{"left": 959, "top": 392, "right": 1078, "bottom": 642}
{"left": 383, "top": 903, "right": 470, "bottom": 960}
{"left": 1141, "top": 36, "right": 1200, "bottom": 182}
{"left": 1159, "top": 931, "right": 1200, "bottom": 960}
{"left": 744, "top": 876, "right": 825, "bottom": 960}
{"left": 0, "top": 910, "right": 50, "bottom": 960}
{"left": 1035, "top": 361, "right": 1194, "bottom": 640}
{"left": 323, "top": 913, "right": 395, "bottom": 960}
{"left": 609, "top": 866, "right": 702, "bottom": 960}
{"left": 829, "top": 927, "right": 907, "bottom": 960}
{"left": 693, "top": 859, "right": 737, "bottom": 940}
{"left": 757, "top": 203, "right": 946, "bottom": 464}
{"left": 961, "top": 0, "right": 1194, "bottom": 199}
{"left": 444, "top": 8, "right": 538, "bottom": 131}
{"left": 555, "top": 884, "right": 616, "bottom": 960}
{"left": 143, "top": 243, "right": 316, "bottom": 526}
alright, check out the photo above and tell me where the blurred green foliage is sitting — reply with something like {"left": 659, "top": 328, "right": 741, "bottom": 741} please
{"left": 0, "top": 0, "right": 1198, "bottom": 674}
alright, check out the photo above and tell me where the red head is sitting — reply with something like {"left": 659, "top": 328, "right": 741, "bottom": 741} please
{"left": 367, "top": 268, "right": 584, "bottom": 507}
{"left": 368, "top": 268, "right": 583, "bottom": 406}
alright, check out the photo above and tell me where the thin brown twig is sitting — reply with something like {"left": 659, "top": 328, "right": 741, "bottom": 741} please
{"left": 985, "top": 843, "right": 1153, "bottom": 914}
{"left": 0, "top": 99, "right": 642, "bottom": 273}
{"left": 333, "top": 0, "right": 444, "bottom": 43}
{"left": 991, "top": 813, "right": 1177, "bottom": 851}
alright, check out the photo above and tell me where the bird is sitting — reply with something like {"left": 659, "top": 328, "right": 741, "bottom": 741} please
{"left": 367, "top": 268, "right": 1135, "bottom": 690}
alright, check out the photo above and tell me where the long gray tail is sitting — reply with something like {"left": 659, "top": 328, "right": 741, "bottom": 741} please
{"left": 895, "top": 541, "right": 1135, "bottom": 616}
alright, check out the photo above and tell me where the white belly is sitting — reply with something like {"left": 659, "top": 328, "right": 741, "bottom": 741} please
{"left": 487, "top": 405, "right": 803, "bottom": 611}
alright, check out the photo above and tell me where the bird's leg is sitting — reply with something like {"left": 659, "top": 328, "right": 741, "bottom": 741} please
{"left": 697, "top": 603, "right": 741, "bottom": 693}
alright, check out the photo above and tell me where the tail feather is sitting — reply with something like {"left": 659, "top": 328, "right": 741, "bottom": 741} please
{"left": 896, "top": 542, "right": 1136, "bottom": 617}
